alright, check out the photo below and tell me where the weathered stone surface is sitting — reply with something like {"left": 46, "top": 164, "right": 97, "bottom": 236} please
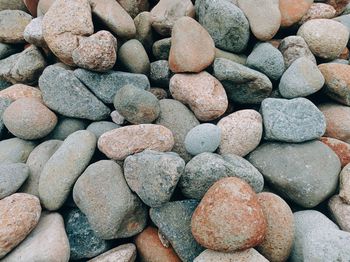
{"left": 0, "top": 10, "right": 32, "bottom": 43}
{"left": 88, "top": 244, "right": 136, "bottom": 262}
{"left": 248, "top": 141, "right": 341, "bottom": 208}
{"left": 194, "top": 249, "right": 269, "bottom": 262}
{"left": 329, "top": 195, "right": 350, "bottom": 232}
{"left": 326, "top": 0, "right": 350, "bottom": 14}
{"left": 0, "top": 138, "right": 36, "bottom": 164}
{"left": 321, "top": 137, "right": 350, "bottom": 167}
{"left": 279, "top": 0, "right": 313, "bottom": 27}
{"left": 300, "top": 3, "right": 336, "bottom": 24}
{"left": 0, "top": 163, "right": 28, "bottom": 200}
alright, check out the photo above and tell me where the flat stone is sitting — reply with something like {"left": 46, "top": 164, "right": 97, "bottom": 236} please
{"left": 0, "top": 163, "right": 28, "bottom": 199}
{"left": 213, "top": 58, "right": 272, "bottom": 104}
{"left": 329, "top": 195, "right": 350, "bottom": 232}
{"left": 0, "top": 84, "right": 42, "bottom": 101}
{"left": 88, "top": 244, "right": 136, "bottom": 262}
{"left": 46, "top": 117, "right": 88, "bottom": 140}
{"left": 86, "top": 121, "right": 119, "bottom": 139}
{"left": 340, "top": 163, "right": 350, "bottom": 204}
{"left": 194, "top": 249, "right": 269, "bottom": 262}
{"left": 248, "top": 140, "right": 341, "bottom": 208}
{"left": 0, "top": 138, "right": 36, "bottom": 164}
{"left": 74, "top": 69, "right": 150, "bottom": 104}
{"left": 279, "top": 0, "right": 313, "bottom": 27}
{"left": 39, "top": 65, "right": 110, "bottom": 120}
{"left": 261, "top": 98, "right": 326, "bottom": 142}
{"left": 0, "top": 10, "right": 32, "bottom": 43}
{"left": 39, "top": 130, "right": 96, "bottom": 210}
{"left": 321, "top": 137, "right": 350, "bottom": 167}
{"left": 124, "top": 150, "right": 185, "bottom": 207}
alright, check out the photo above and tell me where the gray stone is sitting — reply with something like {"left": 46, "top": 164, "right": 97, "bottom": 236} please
{"left": 279, "top": 57, "right": 325, "bottom": 98}
{"left": 0, "top": 138, "right": 36, "bottom": 164}
{"left": 46, "top": 117, "right": 88, "bottom": 141}
{"left": 73, "top": 160, "right": 147, "bottom": 240}
{"left": 23, "top": 16, "right": 46, "bottom": 48}
{"left": 330, "top": 59, "right": 349, "bottom": 64}
{"left": 21, "top": 140, "right": 62, "bottom": 197}
{"left": 74, "top": 68, "right": 150, "bottom": 104}
{"left": 86, "top": 121, "right": 120, "bottom": 139}
{"left": 184, "top": 124, "right": 221, "bottom": 156}
{"left": 0, "top": 43, "right": 19, "bottom": 60}
{"left": 39, "top": 65, "right": 110, "bottom": 121}
{"left": 0, "top": 10, "right": 32, "bottom": 43}
{"left": 261, "top": 98, "right": 326, "bottom": 142}
{"left": 0, "top": 97, "right": 10, "bottom": 138}
{"left": 248, "top": 141, "right": 341, "bottom": 208}
{"left": 114, "top": 84, "right": 160, "bottom": 124}
{"left": 195, "top": 0, "right": 249, "bottom": 53}
{"left": 334, "top": 14, "right": 350, "bottom": 33}
{"left": 150, "top": 60, "right": 172, "bottom": 87}
{"left": 39, "top": 130, "right": 96, "bottom": 211}
{"left": 0, "top": 163, "right": 29, "bottom": 199}
{"left": 124, "top": 150, "right": 185, "bottom": 207}
{"left": 279, "top": 35, "right": 316, "bottom": 68}
{"left": 65, "top": 209, "right": 110, "bottom": 260}
{"left": 246, "top": 43, "right": 285, "bottom": 81}
{"left": 150, "top": 200, "right": 204, "bottom": 262}
{"left": 156, "top": 99, "right": 199, "bottom": 162}
{"left": 0, "top": 45, "right": 46, "bottom": 85}
{"left": 134, "top": 11, "right": 154, "bottom": 52}
{"left": 213, "top": 58, "right": 272, "bottom": 104}
{"left": 215, "top": 48, "right": 247, "bottom": 65}
{"left": 152, "top": 38, "right": 171, "bottom": 60}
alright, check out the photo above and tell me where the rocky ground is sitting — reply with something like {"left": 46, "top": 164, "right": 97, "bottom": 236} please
{"left": 1, "top": 0, "right": 350, "bottom": 261}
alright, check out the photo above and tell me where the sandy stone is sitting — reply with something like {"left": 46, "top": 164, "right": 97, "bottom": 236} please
{"left": 257, "top": 192, "right": 294, "bottom": 262}
{"left": 279, "top": 0, "right": 313, "bottom": 27}
{"left": 321, "top": 137, "right": 350, "bottom": 167}
{"left": 88, "top": 244, "right": 136, "bottom": 262}
{"left": 135, "top": 227, "right": 181, "bottom": 262}
{"left": 169, "top": 72, "right": 228, "bottom": 121}
{"left": 98, "top": 124, "right": 174, "bottom": 160}
{"left": 0, "top": 10, "right": 32, "bottom": 43}
{"left": 194, "top": 249, "right": 269, "bottom": 262}
{"left": 217, "top": 110, "right": 263, "bottom": 157}
{"left": 0, "top": 84, "right": 42, "bottom": 101}
{"left": 340, "top": 163, "right": 350, "bottom": 204}
{"left": 300, "top": 3, "right": 336, "bottom": 24}
{"left": 191, "top": 177, "right": 267, "bottom": 252}
{"left": 150, "top": 0, "right": 195, "bottom": 36}
{"left": 42, "top": 0, "right": 94, "bottom": 65}
{"left": 0, "top": 193, "right": 41, "bottom": 259}
{"left": 169, "top": 17, "right": 215, "bottom": 73}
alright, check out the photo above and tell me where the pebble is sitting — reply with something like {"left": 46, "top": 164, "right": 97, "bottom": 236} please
{"left": 0, "top": 10, "right": 32, "bottom": 43}
{"left": 74, "top": 68, "right": 150, "bottom": 104}
{"left": 124, "top": 150, "right": 185, "bottom": 207}
{"left": 215, "top": 48, "right": 247, "bottom": 65}
{"left": 72, "top": 31, "right": 117, "bottom": 72}
{"left": 98, "top": 124, "right": 174, "bottom": 160}
{"left": 134, "top": 12, "right": 154, "bottom": 52}
{"left": 150, "top": 60, "right": 172, "bottom": 87}
{"left": 279, "top": 0, "right": 313, "bottom": 27}
{"left": 46, "top": 117, "right": 88, "bottom": 140}
{"left": 194, "top": 249, "right": 269, "bottom": 262}
{"left": 329, "top": 195, "right": 350, "bottom": 232}
{"left": 319, "top": 103, "right": 350, "bottom": 143}
{"left": 321, "top": 137, "right": 350, "bottom": 167}
{"left": 262, "top": 98, "right": 326, "bottom": 142}
{"left": 279, "top": 57, "right": 325, "bottom": 98}
{"left": 319, "top": 63, "right": 350, "bottom": 106}
{"left": 134, "top": 227, "right": 181, "bottom": 262}
{"left": 150, "top": 0, "right": 195, "bottom": 36}
{"left": 256, "top": 192, "right": 294, "bottom": 262}
{"left": 110, "top": 110, "right": 125, "bottom": 125}
{"left": 169, "top": 17, "right": 215, "bottom": 73}
{"left": 73, "top": 160, "right": 147, "bottom": 239}
{"left": 86, "top": 121, "right": 119, "bottom": 139}
{"left": 90, "top": 0, "right": 135, "bottom": 39}
{"left": 300, "top": 3, "right": 336, "bottom": 24}
{"left": 191, "top": 177, "right": 267, "bottom": 252}
{"left": 340, "top": 163, "right": 350, "bottom": 204}
{"left": 248, "top": 140, "right": 341, "bottom": 208}
{"left": 23, "top": 16, "right": 46, "bottom": 48}
{"left": 0, "top": 138, "right": 36, "bottom": 164}
{"left": 246, "top": 43, "right": 285, "bottom": 81}
{"left": 114, "top": 84, "right": 160, "bottom": 124}
{"left": 150, "top": 200, "right": 204, "bottom": 262}
{"left": 88, "top": 244, "right": 137, "bottom": 262}
{"left": 237, "top": 0, "right": 281, "bottom": 40}
{"left": 2, "top": 212, "right": 70, "bottom": 262}
{"left": 64, "top": 208, "right": 110, "bottom": 260}
{"left": 118, "top": 39, "right": 150, "bottom": 75}
{"left": 0, "top": 163, "right": 28, "bottom": 199}
{"left": 3, "top": 98, "right": 57, "bottom": 140}
{"left": 118, "top": 0, "right": 149, "bottom": 18}
{"left": 38, "top": 130, "right": 96, "bottom": 210}
{"left": 184, "top": 124, "right": 221, "bottom": 156}
{"left": 0, "top": 193, "right": 41, "bottom": 259}
{"left": 0, "top": 97, "right": 10, "bottom": 137}
{"left": 39, "top": 65, "right": 111, "bottom": 121}
{"left": 20, "top": 140, "right": 62, "bottom": 197}
{"left": 0, "top": 84, "right": 42, "bottom": 101}
{"left": 213, "top": 58, "right": 272, "bottom": 104}
{"left": 278, "top": 35, "right": 316, "bottom": 68}
{"left": 156, "top": 99, "right": 199, "bottom": 162}
{"left": 297, "top": 19, "right": 349, "bottom": 59}
{"left": 0, "top": 43, "right": 19, "bottom": 60}
{"left": 195, "top": 0, "right": 249, "bottom": 53}
{"left": 42, "top": 0, "right": 94, "bottom": 65}
{"left": 217, "top": 109, "right": 263, "bottom": 157}
{"left": 169, "top": 72, "right": 228, "bottom": 121}
{"left": 152, "top": 38, "right": 171, "bottom": 60}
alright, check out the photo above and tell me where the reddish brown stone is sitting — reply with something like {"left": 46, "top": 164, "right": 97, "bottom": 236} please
{"left": 135, "top": 227, "right": 181, "bottom": 262}
{"left": 191, "top": 177, "right": 267, "bottom": 252}
{"left": 321, "top": 137, "right": 350, "bottom": 167}
{"left": 24, "top": 0, "right": 39, "bottom": 17}
{"left": 149, "top": 88, "right": 168, "bottom": 100}
{"left": 299, "top": 3, "right": 336, "bottom": 24}
{"left": 340, "top": 47, "right": 350, "bottom": 60}
{"left": 325, "top": 0, "right": 350, "bottom": 15}
{"left": 280, "top": 0, "right": 313, "bottom": 27}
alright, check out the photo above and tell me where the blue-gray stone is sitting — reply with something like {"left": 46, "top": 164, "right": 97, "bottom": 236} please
{"left": 195, "top": 0, "right": 249, "bottom": 53}
{"left": 150, "top": 200, "right": 204, "bottom": 262}
{"left": 39, "top": 65, "right": 110, "bottom": 121}
{"left": 0, "top": 138, "right": 36, "bottom": 164}
{"left": 0, "top": 163, "right": 28, "bottom": 199}
{"left": 86, "top": 121, "right": 119, "bottom": 139}
{"left": 0, "top": 79, "right": 11, "bottom": 90}
{"left": 74, "top": 68, "right": 150, "bottom": 104}
{"left": 248, "top": 141, "right": 341, "bottom": 208}
{"left": 261, "top": 97, "right": 326, "bottom": 142}
{"left": 0, "top": 97, "right": 11, "bottom": 137}
{"left": 334, "top": 15, "right": 350, "bottom": 34}
{"left": 46, "top": 116, "right": 88, "bottom": 140}
{"left": 152, "top": 37, "right": 171, "bottom": 60}
{"left": 65, "top": 208, "right": 110, "bottom": 260}
{"left": 0, "top": 43, "right": 19, "bottom": 60}
{"left": 150, "top": 60, "right": 172, "bottom": 87}
{"left": 246, "top": 42, "right": 285, "bottom": 81}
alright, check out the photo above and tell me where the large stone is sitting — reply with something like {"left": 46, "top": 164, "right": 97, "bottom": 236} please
{"left": 248, "top": 141, "right": 341, "bottom": 208}
{"left": 0, "top": 163, "right": 28, "bottom": 200}
{"left": 0, "top": 138, "right": 36, "bottom": 164}
{"left": 39, "top": 65, "right": 110, "bottom": 120}
{"left": 279, "top": 0, "right": 313, "bottom": 27}
{"left": 38, "top": 130, "right": 96, "bottom": 210}
{"left": 0, "top": 10, "right": 32, "bottom": 43}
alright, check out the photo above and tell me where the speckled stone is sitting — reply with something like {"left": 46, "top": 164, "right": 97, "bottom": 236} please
{"left": 150, "top": 60, "right": 172, "bottom": 87}
{"left": 0, "top": 138, "right": 36, "bottom": 164}
{"left": 46, "top": 117, "right": 88, "bottom": 141}
{"left": 329, "top": 195, "right": 350, "bottom": 232}
{"left": 118, "top": 0, "right": 149, "bottom": 18}
{"left": 0, "top": 10, "right": 32, "bottom": 43}
{"left": 0, "top": 84, "right": 42, "bottom": 101}
{"left": 23, "top": 16, "right": 46, "bottom": 48}
{"left": 152, "top": 38, "right": 171, "bottom": 60}
{"left": 321, "top": 137, "right": 350, "bottom": 167}
{"left": 300, "top": 3, "right": 336, "bottom": 24}
{"left": 0, "top": 163, "right": 28, "bottom": 199}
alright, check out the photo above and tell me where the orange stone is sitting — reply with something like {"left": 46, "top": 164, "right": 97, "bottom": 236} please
{"left": 280, "top": 0, "right": 314, "bottom": 27}
{"left": 321, "top": 137, "right": 350, "bottom": 167}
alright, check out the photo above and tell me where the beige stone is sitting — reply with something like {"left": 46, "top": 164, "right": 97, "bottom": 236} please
{"left": 88, "top": 244, "right": 136, "bottom": 262}
{"left": 329, "top": 195, "right": 350, "bottom": 232}
{"left": 0, "top": 84, "right": 42, "bottom": 101}
{"left": 0, "top": 10, "right": 32, "bottom": 43}
{"left": 194, "top": 249, "right": 269, "bottom": 262}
